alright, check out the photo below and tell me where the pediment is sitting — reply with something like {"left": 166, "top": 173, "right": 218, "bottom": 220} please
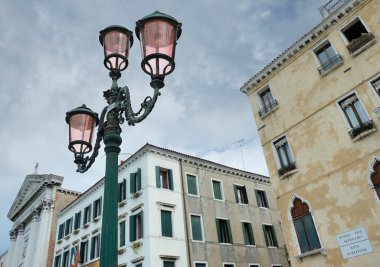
{"left": 8, "top": 174, "right": 63, "bottom": 221}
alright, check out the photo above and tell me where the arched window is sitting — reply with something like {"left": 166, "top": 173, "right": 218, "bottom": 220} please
{"left": 291, "top": 198, "right": 321, "bottom": 253}
{"left": 370, "top": 160, "right": 380, "bottom": 199}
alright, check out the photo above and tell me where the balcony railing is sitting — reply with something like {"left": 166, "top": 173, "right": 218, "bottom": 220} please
{"left": 346, "top": 33, "right": 375, "bottom": 54}
{"left": 349, "top": 120, "right": 375, "bottom": 139}
{"left": 258, "top": 99, "right": 278, "bottom": 117}
{"left": 323, "top": 0, "right": 350, "bottom": 14}
{"left": 318, "top": 54, "right": 343, "bottom": 75}
{"left": 278, "top": 161, "right": 297, "bottom": 176}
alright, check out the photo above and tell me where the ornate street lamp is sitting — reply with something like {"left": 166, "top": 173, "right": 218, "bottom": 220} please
{"left": 65, "top": 11, "right": 181, "bottom": 267}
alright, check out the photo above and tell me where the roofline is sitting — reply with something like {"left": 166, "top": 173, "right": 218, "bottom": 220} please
{"left": 240, "top": 0, "right": 365, "bottom": 94}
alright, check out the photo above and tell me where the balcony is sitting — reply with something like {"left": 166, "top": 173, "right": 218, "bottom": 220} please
{"left": 258, "top": 99, "right": 278, "bottom": 117}
{"left": 318, "top": 54, "right": 343, "bottom": 76}
{"left": 347, "top": 33, "right": 376, "bottom": 55}
{"left": 349, "top": 120, "right": 375, "bottom": 139}
{"left": 278, "top": 161, "right": 297, "bottom": 176}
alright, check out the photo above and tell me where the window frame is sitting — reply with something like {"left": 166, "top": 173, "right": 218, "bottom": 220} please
{"left": 249, "top": 264, "right": 260, "bottom": 267}
{"left": 90, "top": 234, "right": 100, "bottom": 260}
{"left": 223, "top": 263, "right": 236, "bottom": 267}
{"left": 194, "top": 261, "right": 208, "bottom": 267}
{"left": 163, "top": 260, "right": 176, "bottom": 267}
{"left": 130, "top": 168, "right": 142, "bottom": 194}
{"left": 272, "top": 135, "right": 295, "bottom": 172}
{"left": 312, "top": 39, "right": 342, "bottom": 75}
{"left": 54, "top": 254, "right": 62, "bottom": 267}
{"left": 186, "top": 173, "right": 199, "bottom": 197}
{"left": 83, "top": 204, "right": 92, "bottom": 226}
{"left": 119, "top": 220, "right": 126, "bottom": 247}
{"left": 369, "top": 74, "right": 380, "bottom": 101}
{"left": 130, "top": 210, "right": 144, "bottom": 242}
{"left": 368, "top": 157, "right": 380, "bottom": 207}
{"left": 74, "top": 211, "right": 81, "bottom": 230}
{"left": 234, "top": 184, "right": 248, "bottom": 204}
{"left": 62, "top": 249, "right": 70, "bottom": 267}
{"left": 339, "top": 16, "right": 371, "bottom": 45}
{"left": 161, "top": 209, "right": 173, "bottom": 238}
{"left": 93, "top": 198, "right": 102, "bottom": 220}
{"left": 241, "top": 220, "right": 255, "bottom": 246}
{"left": 216, "top": 217, "right": 233, "bottom": 244}
{"left": 262, "top": 224, "right": 278, "bottom": 248}
{"left": 119, "top": 178, "right": 127, "bottom": 202}
{"left": 65, "top": 217, "right": 73, "bottom": 236}
{"left": 80, "top": 239, "right": 89, "bottom": 264}
{"left": 189, "top": 213, "right": 205, "bottom": 242}
{"left": 156, "top": 166, "right": 174, "bottom": 190}
{"left": 256, "top": 85, "right": 278, "bottom": 117}
{"left": 211, "top": 179, "right": 224, "bottom": 201}
{"left": 255, "top": 189, "right": 269, "bottom": 209}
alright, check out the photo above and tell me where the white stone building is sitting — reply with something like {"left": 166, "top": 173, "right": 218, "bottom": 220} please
{"left": 53, "top": 144, "right": 289, "bottom": 267}
{"left": 3, "top": 173, "right": 80, "bottom": 267}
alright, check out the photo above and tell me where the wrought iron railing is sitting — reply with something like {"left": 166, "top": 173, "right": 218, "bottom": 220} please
{"left": 258, "top": 99, "right": 278, "bottom": 117}
{"left": 318, "top": 54, "right": 343, "bottom": 75}
{"left": 349, "top": 120, "right": 375, "bottom": 139}
{"left": 347, "top": 33, "right": 375, "bottom": 54}
{"left": 278, "top": 161, "right": 297, "bottom": 176}
{"left": 323, "top": 0, "right": 350, "bottom": 14}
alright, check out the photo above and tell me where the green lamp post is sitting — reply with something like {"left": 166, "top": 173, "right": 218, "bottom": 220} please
{"left": 65, "top": 11, "right": 181, "bottom": 267}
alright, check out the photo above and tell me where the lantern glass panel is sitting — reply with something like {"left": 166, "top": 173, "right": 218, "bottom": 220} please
{"left": 140, "top": 19, "right": 176, "bottom": 76}
{"left": 69, "top": 113, "right": 95, "bottom": 154}
{"left": 104, "top": 30, "right": 130, "bottom": 70}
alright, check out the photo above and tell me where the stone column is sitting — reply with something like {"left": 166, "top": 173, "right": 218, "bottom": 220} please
{"left": 4, "top": 230, "right": 17, "bottom": 267}
{"left": 10, "top": 224, "right": 25, "bottom": 267}
{"left": 23, "top": 210, "right": 40, "bottom": 266}
{"left": 33, "top": 200, "right": 53, "bottom": 267}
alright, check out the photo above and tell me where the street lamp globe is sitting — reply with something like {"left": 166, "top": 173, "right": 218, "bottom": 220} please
{"left": 65, "top": 105, "right": 99, "bottom": 164}
{"left": 99, "top": 25, "right": 134, "bottom": 73}
{"left": 135, "top": 11, "right": 182, "bottom": 88}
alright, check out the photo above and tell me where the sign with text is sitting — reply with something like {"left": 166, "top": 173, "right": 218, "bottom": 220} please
{"left": 336, "top": 226, "right": 373, "bottom": 259}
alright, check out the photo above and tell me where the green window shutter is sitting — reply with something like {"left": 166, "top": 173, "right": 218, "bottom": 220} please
{"left": 123, "top": 179, "right": 127, "bottom": 199}
{"left": 168, "top": 169, "right": 174, "bottom": 190}
{"left": 140, "top": 211, "right": 144, "bottom": 238}
{"left": 191, "top": 215, "right": 202, "bottom": 241}
{"left": 233, "top": 185, "right": 239, "bottom": 202}
{"left": 79, "top": 242, "right": 85, "bottom": 263}
{"left": 215, "top": 219, "right": 222, "bottom": 242}
{"left": 263, "top": 225, "right": 269, "bottom": 246}
{"left": 90, "top": 237, "right": 95, "bottom": 259}
{"left": 187, "top": 175, "right": 198, "bottom": 195}
{"left": 161, "top": 210, "right": 173, "bottom": 237}
{"left": 58, "top": 224, "right": 63, "bottom": 239}
{"left": 120, "top": 221, "right": 126, "bottom": 247}
{"left": 129, "top": 215, "right": 136, "bottom": 242}
{"left": 242, "top": 223, "right": 248, "bottom": 244}
{"left": 226, "top": 220, "right": 233, "bottom": 244}
{"left": 271, "top": 225, "right": 278, "bottom": 247}
{"left": 137, "top": 168, "right": 142, "bottom": 191}
{"left": 212, "top": 181, "right": 222, "bottom": 200}
{"left": 118, "top": 182, "right": 122, "bottom": 202}
{"left": 264, "top": 191, "right": 269, "bottom": 208}
{"left": 130, "top": 173, "right": 136, "bottom": 194}
{"left": 255, "top": 190, "right": 261, "bottom": 207}
{"left": 156, "top": 166, "right": 161, "bottom": 188}
{"left": 98, "top": 197, "right": 102, "bottom": 216}
{"left": 242, "top": 187, "right": 248, "bottom": 204}
{"left": 164, "top": 262, "right": 175, "bottom": 267}
{"left": 248, "top": 223, "right": 255, "bottom": 245}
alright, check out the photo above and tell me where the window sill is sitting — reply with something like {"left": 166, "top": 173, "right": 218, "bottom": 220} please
{"left": 259, "top": 206, "right": 269, "bottom": 210}
{"left": 219, "top": 242, "right": 232, "bottom": 246}
{"left": 259, "top": 104, "right": 279, "bottom": 119}
{"left": 73, "top": 229, "right": 80, "bottom": 235}
{"left": 57, "top": 239, "right": 62, "bottom": 244}
{"left": 83, "top": 223, "right": 90, "bottom": 229}
{"left": 93, "top": 216, "right": 101, "bottom": 223}
{"left": 64, "top": 234, "right": 71, "bottom": 240}
{"left": 118, "top": 247, "right": 126, "bottom": 255}
{"left": 132, "top": 191, "right": 142, "bottom": 199}
{"left": 319, "top": 60, "right": 344, "bottom": 77}
{"left": 237, "top": 202, "right": 249, "bottom": 206}
{"left": 280, "top": 169, "right": 298, "bottom": 179}
{"left": 350, "top": 37, "right": 376, "bottom": 57}
{"left": 118, "top": 200, "right": 127, "bottom": 207}
{"left": 187, "top": 193, "right": 200, "bottom": 198}
{"left": 351, "top": 127, "right": 376, "bottom": 142}
{"left": 296, "top": 248, "right": 326, "bottom": 262}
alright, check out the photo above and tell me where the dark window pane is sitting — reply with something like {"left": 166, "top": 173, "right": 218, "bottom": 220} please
{"left": 294, "top": 218, "right": 310, "bottom": 253}
{"left": 161, "top": 210, "right": 173, "bottom": 237}
{"left": 191, "top": 215, "right": 203, "bottom": 241}
{"left": 187, "top": 174, "right": 198, "bottom": 195}
{"left": 304, "top": 214, "right": 321, "bottom": 250}
{"left": 212, "top": 180, "right": 222, "bottom": 200}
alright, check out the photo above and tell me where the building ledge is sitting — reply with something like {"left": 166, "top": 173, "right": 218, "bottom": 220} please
{"left": 259, "top": 104, "right": 279, "bottom": 119}
{"left": 351, "top": 127, "right": 376, "bottom": 143}
{"left": 296, "top": 248, "right": 326, "bottom": 262}
{"left": 280, "top": 169, "right": 298, "bottom": 179}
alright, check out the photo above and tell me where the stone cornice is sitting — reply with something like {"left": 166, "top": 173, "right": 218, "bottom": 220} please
{"left": 240, "top": 0, "right": 365, "bottom": 94}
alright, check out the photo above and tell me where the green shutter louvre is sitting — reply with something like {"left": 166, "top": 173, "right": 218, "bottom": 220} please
{"left": 242, "top": 223, "right": 248, "bottom": 244}
{"left": 233, "top": 185, "right": 239, "bottom": 202}
{"left": 213, "top": 181, "right": 222, "bottom": 200}
{"left": 248, "top": 223, "right": 255, "bottom": 245}
{"left": 161, "top": 210, "right": 172, "bottom": 237}
{"left": 215, "top": 219, "right": 222, "bottom": 242}
{"left": 226, "top": 220, "right": 233, "bottom": 244}
{"left": 271, "top": 225, "right": 278, "bottom": 247}
{"left": 168, "top": 169, "right": 174, "bottom": 190}
{"left": 130, "top": 173, "right": 136, "bottom": 194}
{"left": 263, "top": 225, "right": 269, "bottom": 246}
{"left": 140, "top": 211, "right": 144, "bottom": 238}
{"left": 156, "top": 166, "right": 161, "bottom": 188}
{"left": 137, "top": 168, "right": 142, "bottom": 191}
{"left": 130, "top": 215, "right": 136, "bottom": 242}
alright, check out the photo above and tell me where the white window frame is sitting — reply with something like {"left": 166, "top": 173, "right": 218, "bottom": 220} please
{"left": 312, "top": 39, "right": 339, "bottom": 67}
{"left": 249, "top": 264, "right": 260, "bottom": 267}
{"left": 194, "top": 261, "right": 208, "bottom": 267}
{"left": 216, "top": 217, "right": 232, "bottom": 245}
{"left": 271, "top": 134, "right": 295, "bottom": 170}
{"left": 223, "top": 263, "right": 235, "bottom": 267}
{"left": 262, "top": 223, "right": 277, "bottom": 248}
{"left": 160, "top": 207, "right": 174, "bottom": 238}
{"left": 240, "top": 220, "right": 256, "bottom": 247}
{"left": 233, "top": 183, "right": 248, "bottom": 205}
{"left": 368, "top": 73, "right": 380, "bottom": 103}
{"left": 336, "top": 91, "right": 372, "bottom": 131}
{"left": 185, "top": 172, "right": 200, "bottom": 197}
{"left": 255, "top": 84, "right": 278, "bottom": 118}
{"left": 339, "top": 16, "right": 371, "bottom": 45}
{"left": 189, "top": 213, "right": 205, "bottom": 242}
{"left": 211, "top": 178, "right": 225, "bottom": 201}
{"left": 271, "top": 265, "right": 283, "bottom": 267}
{"left": 255, "top": 188, "right": 269, "bottom": 209}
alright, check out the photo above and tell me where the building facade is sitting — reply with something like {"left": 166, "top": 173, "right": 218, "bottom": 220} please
{"left": 241, "top": 0, "right": 380, "bottom": 266}
{"left": 53, "top": 144, "right": 289, "bottom": 267}
{"left": 3, "top": 173, "right": 80, "bottom": 267}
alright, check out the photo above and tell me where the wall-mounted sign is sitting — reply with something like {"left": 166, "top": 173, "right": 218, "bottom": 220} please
{"left": 336, "top": 226, "right": 373, "bottom": 259}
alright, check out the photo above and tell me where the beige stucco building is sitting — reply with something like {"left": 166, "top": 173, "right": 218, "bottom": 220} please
{"left": 241, "top": 0, "right": 380, "bottom": 266}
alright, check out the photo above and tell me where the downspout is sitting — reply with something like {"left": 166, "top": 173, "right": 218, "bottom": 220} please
{"left": 179, "top": 158, "right": 192, "bottom": 267}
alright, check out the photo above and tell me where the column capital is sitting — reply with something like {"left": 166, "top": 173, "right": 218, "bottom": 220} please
{"left": 31, "top": 209, "right": 41, "bottom": 221}
{"left": 16, "top": 224, "right": 25, "bottom": 235}
{"left": 9, "top": 230, "right": 17, "bottom": 240}
{"left": 41, "top": 199, "right": 54, "bottom": 211}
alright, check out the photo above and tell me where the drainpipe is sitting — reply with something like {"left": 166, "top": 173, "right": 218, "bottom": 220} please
{"left": 179, "top": 158, "right": 192, "bottom": 267}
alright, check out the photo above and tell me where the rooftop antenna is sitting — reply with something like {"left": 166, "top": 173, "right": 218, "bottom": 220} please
{"left": 34, "top": 162, "right": 39, "bottom": 174}
{"left": 232, "top": 139, "right": 246, "bottom": 171}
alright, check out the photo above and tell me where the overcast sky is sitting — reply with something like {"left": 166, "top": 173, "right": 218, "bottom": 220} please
{"left": 0, "top": 0, "right": 328, "bottom": 253}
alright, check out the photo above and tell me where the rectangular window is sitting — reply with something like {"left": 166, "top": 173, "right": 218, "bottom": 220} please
{"left": 371, "top": 77, "right": 380, "bottom": 96}
{"left": 234, "top": 185, "right": 248, "bottom": 204}
{"left": 93, "top": 198, "right": 102, "bottom": 219}
{"left": 119, "top": 221, "right": 126, "bottom": 247}
{"left": 339, "top": 94, "right": 373, "bottom": 138}
{"left": 119, "top": 178, "right": 127, "bottom": 202}
{"left": 74, "top": 211, "right": 81, "bottom": 230}
{"left": 90, "top": 235, "right": 100, "bottom": 260}
{"left": 130, "top": 211, "right": 144, "bottom": 242}
{"left": 65, "top": 218, "right": 73, "bottom": 236}
{"left": 186, "top": 174, "right": 198, "bottom": 195}
{"left": 190, "top": 215, "right": 203, "bottom": 241}
{"left": 70, "top": 247, "right": 78, "bottom": 266}
{"left": 263, "top": 225, "right": 278, "bottom": 247}
{"left": 156, "top": 166, "right": 173, "bottom": 190}
{"left": 255, "top": 190, "right": 269, "bottom": 208}
{"left": 315, "top": 41, "right": 342, "bottom": 74}
{"left": 161, "top": 210, "right": 173, "bottom": 237}
{"left": 130, "top": 168, "right": 142, "bottom": 194}
{"left": 242, "top": 222, "right": 255, "bottom": 245}
{"left": 54, "top": 254, "right": 61, "bottom": 267}
{"left": 195, "top": 263, "right": 207, "bottom": 267}
{"left": 135, "top": 264, "right": 142, "bottom": 267}
{"left": 212, "top": 180, "right": 223, "bottom": 200}
{"left": 163, "top": 261, "right": 175, "bottom": 267}
{"left": 258, "top": 87, "right": 277, "bottom": 117}
{"left": 223, "top": 264, "right": 235, "bottom": 267}
{"left": 216, "top": 218, "right": 233, "bottom": 244}
{"left": 274, "top": 137, "right": 296, "bottom": 175}
{"left": 62, "top": 250, "right": 70, "bottom": 267}
{"left": 294, "top": 214, "right": 321, "bottom": 253}
{"left": 342, "top": 18, "right": 374, "bottom": 54}
{"left": 80, "top": 240, "right": 88, "bottom": 264}
{"left": 83, "top": 205, "right": 91, "bottom": 225}
{"left": 58, "top": 223, "right": 64, "bottom": 240}
{"left": 249, "top": 265, "right": 259, "bottom": 267}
